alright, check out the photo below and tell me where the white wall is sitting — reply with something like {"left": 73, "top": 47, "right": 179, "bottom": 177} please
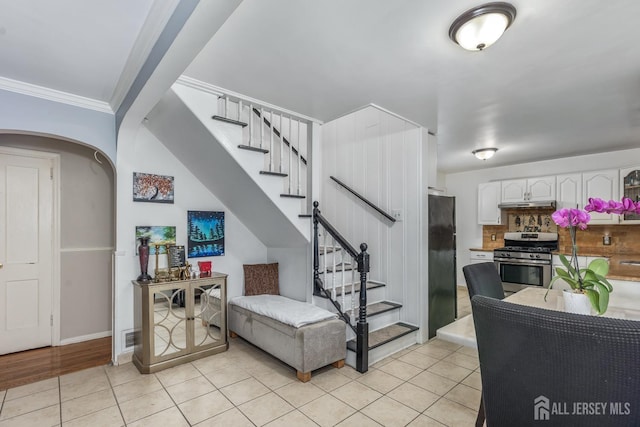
{"left": 321, "top": 105, "right": 425, "bottom": 332}
{"left": 445, "top": 148, "right": 640, "bottom": 284}
{"left": 114, "top": 125, "right": 267, "bottom": 359}
{"left": 0, "top": 89, "right": 116, "bottom": 163}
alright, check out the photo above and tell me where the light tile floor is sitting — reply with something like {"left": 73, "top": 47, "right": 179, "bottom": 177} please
{"left": 0, "top": 287, "right": 477, "bottom": 427}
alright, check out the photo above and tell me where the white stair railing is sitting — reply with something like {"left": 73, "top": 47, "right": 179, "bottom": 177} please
{"left": 214, "top": 95, "right": 309, "bottom": 203}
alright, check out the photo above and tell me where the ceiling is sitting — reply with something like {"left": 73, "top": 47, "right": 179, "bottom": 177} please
{"left": 1, "top": 0, "right": 640, "bottom": 173}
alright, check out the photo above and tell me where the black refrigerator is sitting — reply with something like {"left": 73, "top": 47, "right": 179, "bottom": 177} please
{"left": 428, "top": 194, "right": 457, "bottom": 338}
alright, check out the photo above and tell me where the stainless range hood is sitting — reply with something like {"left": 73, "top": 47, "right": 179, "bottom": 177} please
{"left": 498, "top": 200, "right": 556, "bottom": 209}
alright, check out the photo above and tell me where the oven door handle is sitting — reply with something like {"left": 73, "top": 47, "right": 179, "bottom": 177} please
{"left": 494, "top": 258, "right": 551, "bottom": 265}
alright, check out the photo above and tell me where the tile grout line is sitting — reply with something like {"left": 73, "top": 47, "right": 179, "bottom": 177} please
{"left": 58, "top": 377, "right": 62, "bottom": 426}
{"left": 103, "top": 365, "right": 128, "bottom": 427}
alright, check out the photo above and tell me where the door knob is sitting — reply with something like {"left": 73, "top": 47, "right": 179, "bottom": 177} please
{"left": 0, "top": 263, "right": 3, "bottom": 268}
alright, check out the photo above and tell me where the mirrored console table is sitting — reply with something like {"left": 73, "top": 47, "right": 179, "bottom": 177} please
{"left": 131, "top": 273, "right": 228, "bottom": 373}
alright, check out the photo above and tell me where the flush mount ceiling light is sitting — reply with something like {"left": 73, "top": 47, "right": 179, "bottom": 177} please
{"left": 472, "top": 147, "right": 498, "bottom": 160}
{"left": 449, "top": 2, "right": 516, "bottom": 51}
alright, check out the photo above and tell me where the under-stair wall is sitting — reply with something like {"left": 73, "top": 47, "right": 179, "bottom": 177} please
{"left": 321, "top": 104, "right": 429, "bottom": 338}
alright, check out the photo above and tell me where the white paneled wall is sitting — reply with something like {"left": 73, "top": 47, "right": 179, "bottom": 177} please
{"left": 321, "top": 105, "right": 425, "bottom": 329}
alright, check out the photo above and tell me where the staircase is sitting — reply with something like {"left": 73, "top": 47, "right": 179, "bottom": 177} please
{"left": 312, "top": 203, "right": 418, "bottom": 372}
{"left": 152, "top": 81, "right": 418, "bottom": 373}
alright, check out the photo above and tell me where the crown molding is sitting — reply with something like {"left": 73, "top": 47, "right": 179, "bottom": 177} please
{"left": 0, "top": 76, "right": 113, "bottom": 114}
{"left": 175, "top": 75, "right": 323, "bottom": 124}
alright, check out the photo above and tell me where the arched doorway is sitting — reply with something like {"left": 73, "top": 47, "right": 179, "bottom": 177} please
{"left": 0, "top": 134, "right": 115, "bottom": 355}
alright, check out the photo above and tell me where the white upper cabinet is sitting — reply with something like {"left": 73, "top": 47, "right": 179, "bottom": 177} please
{"left": 478, "top": 182, "right": 502, "bottom": 225}
{"left": 527, "top": 176, "right": 556, "bottom": 201}
{"left": 556, "top": 173, "right": 582, "bottom": 210}
{"left": 619, "top": 166, "right": 640, "bottom": 223}
{"left": 500, "top": 179, "right": 527, "bottom": 203}
{"left": 583, "top": 169, "right": 619, "bottom": 224}
{"left": 501, "top": 176, "right": 555, "bottom": 203}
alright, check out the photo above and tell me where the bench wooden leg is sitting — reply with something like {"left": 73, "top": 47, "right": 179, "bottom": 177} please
{"left": 229, "top": 331, "right": 238, "bottom": 338}
{"left": 332, "top": 359, "right": 345, "bottom": 369}
{"left": 297, "top": 371, "right": 311, "bottom": 382}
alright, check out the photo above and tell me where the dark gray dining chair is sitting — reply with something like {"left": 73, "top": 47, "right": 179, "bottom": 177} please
{"left": 462, "top": 262, "right": 505, "bottom": 426}
{"left": 472, "top": 295, "right": 640, "bottom": 426}
{"left": 463, "top": 262, "right": 505, "bottom": 300}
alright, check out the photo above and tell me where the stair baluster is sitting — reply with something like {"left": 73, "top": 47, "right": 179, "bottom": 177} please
{"left": 269, "top": 111, "right": 274, "bottom": 171}
{"left": 341, "top": 249, "right": 346, "bottom": 318}
{"left": 247, "top": 103, "right": 253, "bottom": 147}
{"left": 331, "top": 237, "right": 337, "bottom": 300}
{"left": 288, "top": 118, "right": 293, "bottom": 194}
{"left": 260, "top": 107, "right": 265, "bottom": 150}
{"left": 297, "top": 121, "right": 302, "bottom": 196}
{"left": 279, "top": 114, "right": 284, "bottom": 173}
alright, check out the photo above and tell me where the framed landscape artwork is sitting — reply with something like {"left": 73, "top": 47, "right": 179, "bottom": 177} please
{"left": 133, "top": 172, "right": 174, "bottom": 203}
{"left": 187, "top": 211, "right": 225, "bottom": 258}
{"left": 135, "top": 226, "right": 176, "bottom": 255}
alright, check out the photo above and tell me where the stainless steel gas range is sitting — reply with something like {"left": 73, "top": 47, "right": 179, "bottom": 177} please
{"left": 494, "top": 232, "right": 558, "bottom": 293}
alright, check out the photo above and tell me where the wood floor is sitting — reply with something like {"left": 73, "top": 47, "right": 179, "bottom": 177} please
{"left": 0, "top": 337, "right": 112, "bottom": 391}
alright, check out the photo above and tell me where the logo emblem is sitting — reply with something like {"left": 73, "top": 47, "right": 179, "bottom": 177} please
{"left": 534, "top": 395, "right": 550, "bottom": 421}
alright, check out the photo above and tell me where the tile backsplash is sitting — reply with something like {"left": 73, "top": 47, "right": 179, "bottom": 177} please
{"left": 507, "top": 213, "right": 557, "bottom": 233}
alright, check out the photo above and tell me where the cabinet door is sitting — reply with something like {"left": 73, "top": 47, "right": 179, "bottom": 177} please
{"left": 527, "top": 176, "right": 555, "bottom": 201}
{"left": 583, "top": 169, "right": 619, "bottom": 224}
{"left": 501, "top": 179, "right": 527, "bottom": 203}
{"left": 151, "top": 287, "right": 189, "bottom": 363}
{"left": 478, "top": 182, "right": 502, "bottom": 224}
{"left": 619, "top": 166, "right": 640, "bottom": 223}
{"left": 556, "top": 173, "right": 582, "bottom": 209}
{"left": 191, "top": 280, "right": 226, "bottom": 351}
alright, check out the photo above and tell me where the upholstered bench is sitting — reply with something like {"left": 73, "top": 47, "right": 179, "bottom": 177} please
{"left": 228, "top": 294, "right": 346, "bottom": 382}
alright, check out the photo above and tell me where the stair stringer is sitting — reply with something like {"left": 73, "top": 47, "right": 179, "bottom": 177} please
{"left": 145, "top": 87, "right": 308, "bottom": 247}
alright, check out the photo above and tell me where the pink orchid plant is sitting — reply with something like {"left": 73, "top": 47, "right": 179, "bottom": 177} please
{"left": 547, "top": 197, "right": 636, "bottom": 314}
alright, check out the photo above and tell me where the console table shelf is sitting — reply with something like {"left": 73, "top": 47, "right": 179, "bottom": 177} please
{"left": 131, "top": 273, "right": 228, "bottom": 373}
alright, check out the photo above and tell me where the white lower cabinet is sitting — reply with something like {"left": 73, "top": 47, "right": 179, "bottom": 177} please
{"left": 470, "top": 251, "right": 494, "bottom": 264}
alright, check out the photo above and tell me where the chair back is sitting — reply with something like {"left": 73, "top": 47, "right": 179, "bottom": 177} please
{"left": 471, "top": 295, "right": 640, "bottom": 426}
{"left": 463, "top": 262, "right": 505, "bottom": 300}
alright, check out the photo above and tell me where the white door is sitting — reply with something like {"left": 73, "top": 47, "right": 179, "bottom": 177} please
{"left": 0, "top": 151, "right": 54, "bottom": 354}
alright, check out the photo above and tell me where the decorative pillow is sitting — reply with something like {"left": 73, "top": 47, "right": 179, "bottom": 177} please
{"left": 243, "top": 263, "right": 279, "bottom": 296}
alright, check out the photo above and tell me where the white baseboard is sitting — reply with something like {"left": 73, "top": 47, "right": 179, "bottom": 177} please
{"left": 59, "top": 330, "right": 112, "bottom": 346}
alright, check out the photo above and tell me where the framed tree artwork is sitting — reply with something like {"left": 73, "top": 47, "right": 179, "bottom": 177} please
{"left": 133, "top": 172, "right": 174, "bottom": 203}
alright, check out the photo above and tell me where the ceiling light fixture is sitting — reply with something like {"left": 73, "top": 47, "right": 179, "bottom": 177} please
{"left": 449, "top": 2, "right": 516, "bottom": 51}
{"left": 472, "top": 148, "right": 498, "bottom": 160}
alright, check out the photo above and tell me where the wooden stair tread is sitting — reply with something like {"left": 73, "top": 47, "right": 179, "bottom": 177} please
{"left": 260, "top": 170, "right": 288, "bottom": 177}
{"left": 319, "top": 246, "right": 341, "bottom": 255}
{"left": 321, "top": 262, "right": 354, "bottom": 273}
{"left": 238, "top": 144, "right": 268, "bottom": 154}
{"left": 347, "top": 301, "right": 402, "bottom": 318}
{"left": 281, "top": 193, "right": 305, "bottom": 199}
{"left": 315, "top": 280, "right": 385, "bottom": 298}
{"left": 346, "top": 322, "right": 418, "bottom": 351}
{"left": 212, "top": 115, "right": 248, "bottom": 127}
